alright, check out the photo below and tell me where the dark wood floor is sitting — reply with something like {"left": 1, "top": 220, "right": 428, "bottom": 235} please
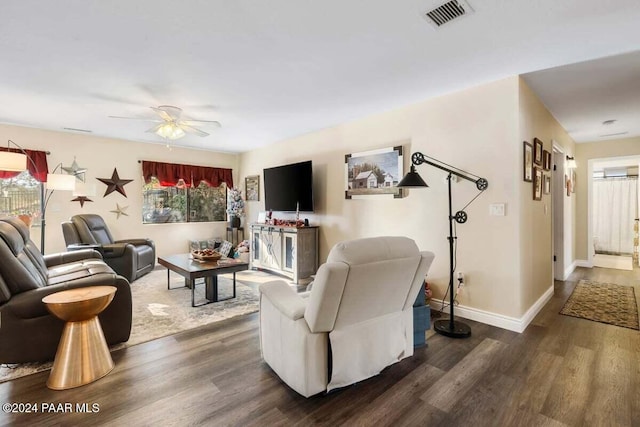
{"left": 1, "top": 266, "right": 639, "bottom": 426}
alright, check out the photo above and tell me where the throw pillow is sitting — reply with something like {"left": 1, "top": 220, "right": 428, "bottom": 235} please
{"left": 218, "top": 240, "right": 233, "bottom": 257}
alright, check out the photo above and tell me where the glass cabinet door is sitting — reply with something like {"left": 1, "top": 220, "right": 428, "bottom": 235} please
{"left": 251, "top": 227, "right": 261, "bottom": 263}
{"left": 282, "top": 232, "right": 296, "bottom": 273}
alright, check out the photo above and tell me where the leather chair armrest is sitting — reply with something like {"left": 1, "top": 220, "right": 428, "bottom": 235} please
{"left": 43, "top": 249, "right": 103, "bottom": 267}
{"left": 115, "top": 238, "right": 154, "bottom": 247}
{"left": 6, "top": 272, "right": 123, "bottom": 319}
{"left": 259, "top": 280, "right": 306, "bottom": 320}
{"left": 101, "top": 243, "right": 129, "bottom": 257}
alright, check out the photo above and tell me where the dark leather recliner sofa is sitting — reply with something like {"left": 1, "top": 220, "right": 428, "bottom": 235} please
{"left": 0, "top": 216, "right": 132, "bottom": 364}
{"left": 61, "top": 214, "right": 155, "bottom": 283}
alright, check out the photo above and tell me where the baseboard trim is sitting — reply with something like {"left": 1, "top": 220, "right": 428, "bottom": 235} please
{"left": 575, "top": 259, "right": 592, "bottom": 268}
{"left": 560, "top": 259, "right": 592, "bottom": 280}
{"left": 429, "top": 286, "right": 554, "bottom": 333}
{"left": 563, "top": 261, "right": 577, "bottom": 280}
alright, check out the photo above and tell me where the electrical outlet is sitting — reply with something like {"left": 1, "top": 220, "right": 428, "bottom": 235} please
{"left": 457, "top": 272, "right": 464, "bottom": 284}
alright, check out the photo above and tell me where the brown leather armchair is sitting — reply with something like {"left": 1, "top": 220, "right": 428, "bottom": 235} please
{"left": 0, "top": 216, "right": 132, "bottom": 364}
{"left": 62, "top": 214, "right": 155, "bottom": 283}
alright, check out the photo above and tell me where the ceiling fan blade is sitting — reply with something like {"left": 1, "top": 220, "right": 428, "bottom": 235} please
{"left": 108, "top": 115, "right": 163, "bottom": 122}
{"left": 150, "top": 107, "right": 174, "bottom": 122}
{"left": 145, "top": 123, "right": 165, "bottom": 133}
{"left": 180, "top": 124, "right": 209, "bottom": 137}
{"left": 181, "top": 119, "right": 221, "bottom": 128}
{"left": 152, "top": 105, "right": 183, "bottom": 121}
{"left": 91, "top": 93, "right": 141, "bottom": 105}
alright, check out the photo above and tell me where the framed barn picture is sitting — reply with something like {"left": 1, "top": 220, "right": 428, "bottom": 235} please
{"left": 345, "top": 146, "right": 404, "bottom": 199}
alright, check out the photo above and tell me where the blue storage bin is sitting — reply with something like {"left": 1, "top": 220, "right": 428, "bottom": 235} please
{"left": 413, "top": 283, "right": 431, "bottom": 347}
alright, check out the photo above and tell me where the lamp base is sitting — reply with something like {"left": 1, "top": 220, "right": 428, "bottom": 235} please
{"left": 433, "top": 319, "right": 471, "bottom": 338}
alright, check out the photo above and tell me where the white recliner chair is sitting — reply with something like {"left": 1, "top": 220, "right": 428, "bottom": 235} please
{"left": 259, "top": 236, "right": 435, "bottom": 397}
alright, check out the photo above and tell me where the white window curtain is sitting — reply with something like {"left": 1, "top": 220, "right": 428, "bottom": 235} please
{"left": 593, "top": 177, "right": 638, "bottom": 255}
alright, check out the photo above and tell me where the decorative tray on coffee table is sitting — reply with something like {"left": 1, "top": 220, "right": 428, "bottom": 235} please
{"left": 191, "top": 249, "right": 222, "bottom": 261}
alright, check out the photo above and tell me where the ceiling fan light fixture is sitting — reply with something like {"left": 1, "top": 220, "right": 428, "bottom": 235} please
{"left": 156, "top": 123, "right": 186, "bottom": 140}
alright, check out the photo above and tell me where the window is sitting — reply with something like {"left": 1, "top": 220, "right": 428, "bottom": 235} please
{"left": 142, "top": 177, "right": 226, "bottom": 224}
{"left": 0, "top": 171, "right": 42, "bottom": 226}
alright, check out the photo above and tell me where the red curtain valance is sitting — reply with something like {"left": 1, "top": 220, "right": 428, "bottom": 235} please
{"left": 141, "top": 160, "right": 233, "bottom": 188}
{"left": 0, "top": 147, "right": 49, "bottom": 182}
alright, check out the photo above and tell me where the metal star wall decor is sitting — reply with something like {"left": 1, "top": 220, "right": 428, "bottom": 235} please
{"left": 62, "top": 156, "right": 88, "bottom": 182}
{"left": 71, "top": 196, "right": 93, "bottom": 207}
{"left": 97, "top": 168, "right": 133, "bottom": 197}
{"left": 110, "top": 203, "right": 129, "bottom": 219}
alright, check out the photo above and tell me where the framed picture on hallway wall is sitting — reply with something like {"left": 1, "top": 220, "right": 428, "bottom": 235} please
{"left": 543, "top": 174, "right": 551, "bottom": 194}
{"left": 543, "top": 150, "right": 551, "bottom": 171}
{"left": 533, "top": 167, "right": 543, "bottom": 201}
{"left": 533, "top": 138, "right": 543, "bottom": 166}
{"left": 523, "top": 141, "right": 533, "bottom": 182}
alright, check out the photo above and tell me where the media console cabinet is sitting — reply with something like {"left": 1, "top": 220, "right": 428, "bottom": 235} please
{"left": 249, "top": 224, "right": 318, "bottom": 284}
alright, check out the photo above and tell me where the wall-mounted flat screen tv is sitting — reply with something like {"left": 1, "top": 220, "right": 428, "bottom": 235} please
{"left": 263, "top": 160, "right": 314, "bottom": 212}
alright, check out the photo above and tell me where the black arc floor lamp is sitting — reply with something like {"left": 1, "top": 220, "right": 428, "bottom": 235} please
{"left": 398, "top": 152, "right": 488, "bottom": 338}
{"left": 0, "top": 140, "right": 75, "bottom": 253}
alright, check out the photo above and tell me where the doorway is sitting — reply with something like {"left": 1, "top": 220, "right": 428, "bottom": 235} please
{"left": 552, "top": 143, "right": 567, "bottom": 280}
{"left": 588, "top": 156, "right": 640, "bottom": 270}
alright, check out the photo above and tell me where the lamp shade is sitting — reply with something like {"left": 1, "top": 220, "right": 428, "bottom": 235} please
{"left": 397, "top": 166, "right": 429, "bottom": 188}
{"left": 72, "top": 182, "right": 96, "bottom": 197}
{"left": 0, "top": 151, "right": 27, "bottom": 172}
{"left": 566, "top": 156, "right": 577, "bottom": 169}
{"left": 46, "top": 173, "right": 76, "bottom": 191}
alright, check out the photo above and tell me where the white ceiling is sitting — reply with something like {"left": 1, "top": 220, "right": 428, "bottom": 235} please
{"left": 523, "top": 51, "right": 640, "bottom": 143}
{"left": 2, "top": 0, "right": 640, "bottom": 153}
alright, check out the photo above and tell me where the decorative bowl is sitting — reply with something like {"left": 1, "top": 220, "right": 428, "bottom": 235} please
{"left": 191, "top": 250, "right": 222, "bottom": 261}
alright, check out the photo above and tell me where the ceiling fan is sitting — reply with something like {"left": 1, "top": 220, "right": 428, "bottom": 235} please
{"left": 109, "top": 105, "right": 221, "bottom": 140}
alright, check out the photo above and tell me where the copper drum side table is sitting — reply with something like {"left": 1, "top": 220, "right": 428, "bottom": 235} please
{"left": 42, "top": 286, "right": 117, "bottom": 390}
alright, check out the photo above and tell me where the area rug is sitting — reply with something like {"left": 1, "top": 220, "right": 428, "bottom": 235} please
{"left": 560, "top": 280, "right": 639, "bottom": 330}
{"left": 0, "top": 267, "right": 265, "bottom": 383}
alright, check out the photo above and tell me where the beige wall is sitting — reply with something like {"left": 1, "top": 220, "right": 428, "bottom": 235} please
{"left": 575, "top": 137, "right": 640, "bottom": 260}
{"left": 0, "top": 124, "right": 239, "bottom": 255}
{"left": 1, "top": 75, "right": 579, "bottom": 323}
{"left": 240, "top": 77, "right": 530, "bottom": 318}
{"left": 517, "top": 78, "right": 576, "bottom": 312}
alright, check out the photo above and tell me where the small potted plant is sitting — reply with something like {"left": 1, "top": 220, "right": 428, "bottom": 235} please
{"left": 226, "top": 187, "right": 245, "bottom": 228}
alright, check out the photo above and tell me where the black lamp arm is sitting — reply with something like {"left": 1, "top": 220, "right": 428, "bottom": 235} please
{"left": 410, "top": 152, "right": 488, "bottom": 191}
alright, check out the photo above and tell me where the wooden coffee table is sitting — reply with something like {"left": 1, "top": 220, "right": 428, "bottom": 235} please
{"left": 42, "top": 286, "right": 116, "bottom": 390}
{"left": 158, "top": 254, "right": 249, "bottom": 307}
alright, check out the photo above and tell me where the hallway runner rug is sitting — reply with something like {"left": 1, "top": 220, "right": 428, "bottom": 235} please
{"left": 560, "top": 279, "right": 639, "bottom": 330}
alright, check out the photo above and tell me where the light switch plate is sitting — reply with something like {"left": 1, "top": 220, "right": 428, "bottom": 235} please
{"left": 489, "top": 203, "right": 506, "bottom": 216}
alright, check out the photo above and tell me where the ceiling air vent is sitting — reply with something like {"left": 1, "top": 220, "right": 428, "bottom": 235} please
{"left": 423, "top": 0, "right": 474, "bottom": 28}
{"left": 63, "top": 127, "right": 92, "bottom": 133}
